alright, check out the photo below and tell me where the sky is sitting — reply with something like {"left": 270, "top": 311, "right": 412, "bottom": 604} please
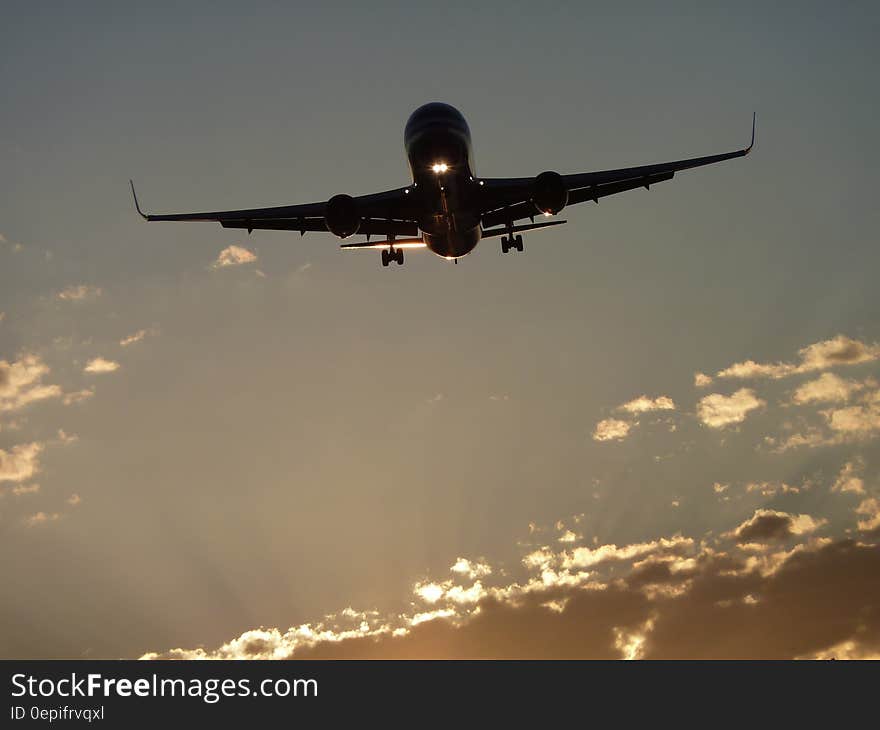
{"left": 1, "top": 1, "right": 879, "bottom": 659}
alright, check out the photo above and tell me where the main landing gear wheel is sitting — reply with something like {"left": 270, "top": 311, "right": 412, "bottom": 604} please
{"left": 501, "top": 235, "right": 524, "bottom": 253}
{"left": 381, "top": 249, "right": 405, "bottom": 267}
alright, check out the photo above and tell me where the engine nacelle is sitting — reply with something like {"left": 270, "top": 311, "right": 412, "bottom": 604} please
{"left": 531, "top": 171, "right": 569, "bottom": 215}
{"left": 324, "top": 194, "right": 360, "bottom": 238}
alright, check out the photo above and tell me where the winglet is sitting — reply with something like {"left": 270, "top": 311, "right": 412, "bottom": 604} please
{"left": 129, "top": 180, "right": 148, "bottom": 220}
{"left": 745, "top": 113, "right": 756, "bottom": 154}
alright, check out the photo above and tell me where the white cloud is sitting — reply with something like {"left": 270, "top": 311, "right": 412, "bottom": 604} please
{"left": 444, "top": 582, "right": 486, "bottom": 605}
{"left": 213, "top": 245, "right": 257, "bottom": 268}
{"left": 592, "top": 418, "right": 632, "bottom": 442}
{"left": 67, "top": 493, "right": 82, "bottom": 506}
{"left": 84, "top": 357, "right": 120, "bottom": 374}
{"left": 413, "top": 581, "right": 447, "bottom": 604}
{"left": 618, "top": 395, "right": 675, "bottom": 414}
{"left": 11, "top": 483, "right": 40, "bottom": 496}
{"left": 697, "top": 388, "right": 765, "bottom": 428}
{"left": 57, "top": 284, "right": 102, "bottom": 301}
{"left": 0, "top": 442, "right": 43, "bottom": 483}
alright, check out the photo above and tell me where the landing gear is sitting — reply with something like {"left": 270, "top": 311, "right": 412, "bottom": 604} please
{"left": 501, "top": 234, "right": 523, "bottom": 253}
{"left": 381, "top": 248, "right": 405, "bottom": 267}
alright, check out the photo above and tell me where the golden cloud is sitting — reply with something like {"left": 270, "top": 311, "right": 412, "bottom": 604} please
{"left": 697, "top": 388, "right": 765, "bottom": 428}
{"left": 714, "top": 335, "right": 880, "bottom": 382}
{"left": 0, "top": 354, "right": 62, "bottom": 413}
{"left": 0, "top": 442, "right": 43, "bottom": 483}
{"left": 592, "top": 418, "right": 632, "bottom": 442}
{"left": 618, "top": 395, "right": 676, "bottom": 414}
{"left": 83, "top": 357, "right": 120, "bottom": 374}
{"left": 213, "top": 245, "right": 257, "bottom": 269}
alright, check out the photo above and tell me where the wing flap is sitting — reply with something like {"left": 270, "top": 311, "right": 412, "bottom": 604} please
{"left": 219, "top": 218, "right": 419, "bottom": 236}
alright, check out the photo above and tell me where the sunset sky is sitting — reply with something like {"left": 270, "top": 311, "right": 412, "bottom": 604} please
{"left": 2, "top": 2, "right": 879, "bottom": 659}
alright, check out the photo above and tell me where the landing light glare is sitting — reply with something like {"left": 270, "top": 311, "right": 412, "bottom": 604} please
{"left": 431, "top": 162, "right": 449, "bottom": 173}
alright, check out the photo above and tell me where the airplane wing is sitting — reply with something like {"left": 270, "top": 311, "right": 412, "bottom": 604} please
{"left": 129, "top": 183, "right": 420, "bottom": 237}
{"left": 479, "top": 114, "right": 754, "bottom": 229}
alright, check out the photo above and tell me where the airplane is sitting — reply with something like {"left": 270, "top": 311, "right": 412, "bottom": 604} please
{"left": 130, "top": 102, "right": 754, "bottom": 267}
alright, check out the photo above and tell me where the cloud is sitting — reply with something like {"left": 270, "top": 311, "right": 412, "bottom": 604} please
{"left": 0, "top": 442, "right": 43, "bottom": 483}
{"left": 119, "top": 329, "right": 147, "bottom": 347}
{"left": 764, "top": 428, "right": 835, "bottom": 453}
{"left": 792, "top": 372, "right": 867, "bottom": 405}
{"left": 697, "top": 388, "right": 765, "bottom": 428}
{"left": 450, "top": 558, "right": 491, "bottom": 580}
{"left": 855, "top": 499, "right": 880, "bottom": 533}
{"left": 56, "top": 429, "right": 78, "bottom": 445}
{"left": 618, "top": 395, "right": 675, "bottom": 414}
{"left": 561, "top": 536, "right": 693, "bottom": 570}
{"left": 712, "top": 335, "right": 880, "bottom": 382}
{"left": 694, "top": 372, "right": 713, "bottom": 387}
{"left": 745, "top": 481, "right": 800, "bottom": 497}
{"left": 23, "top": 511, "right": 61, "bottom": 527}
{"left": 57, "top": 284, "right": 102, "bottom": 301}
{"left": 11, "top": 483, "right": 40, "bottom": 496}
{"left": 213, "top": 245, "right": 257, "bottom": 268}
{"left": 0, "top": 354, "right": 63, "bottom": 413}
{"left": 832, "top": 460, "right": 865, "bottom": 495}
{"left": 142, "top": 531, "right": 880, "bottom": 660}
{"left": 414, "top": 581, "right": 447, "bottom": 604}
{"left": 731, "top": 509, "right": 826, "bottom": 544}
{"left": 822, "top": 401, "right": 880, "bottom": 437}
{"left": 83, "top": 357, "right": 120, "bottom": 374}
{"left": 67, "top": 493, "right": 82, "bottom": 506}
{"left": 592, "top": 418, "right": 632, "bottom": 442}
{"left": 801, "top": 640, "right": 880, "bottom": 660}
{"left": 62, "top": 388, "right": 94, "bottom": 405}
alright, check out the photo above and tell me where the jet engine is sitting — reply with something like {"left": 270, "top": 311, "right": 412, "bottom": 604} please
{"left": 324, "top": 194, "right": 360, "bottom": 238}
{"left": 531, "top": 171, "right": 569, "bottom": 215}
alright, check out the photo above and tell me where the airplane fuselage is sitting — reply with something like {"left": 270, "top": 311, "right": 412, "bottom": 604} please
{"left": 404, "top": 103, "right": 482, "bottom": 258}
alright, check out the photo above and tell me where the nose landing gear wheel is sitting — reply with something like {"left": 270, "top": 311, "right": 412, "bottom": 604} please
{"left": 501, "top": 236, "right": 510, "bottom": 254}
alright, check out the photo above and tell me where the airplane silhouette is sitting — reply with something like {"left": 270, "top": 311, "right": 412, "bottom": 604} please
{"left": 131, "top": 102, "right": 754, "bottom": 267}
